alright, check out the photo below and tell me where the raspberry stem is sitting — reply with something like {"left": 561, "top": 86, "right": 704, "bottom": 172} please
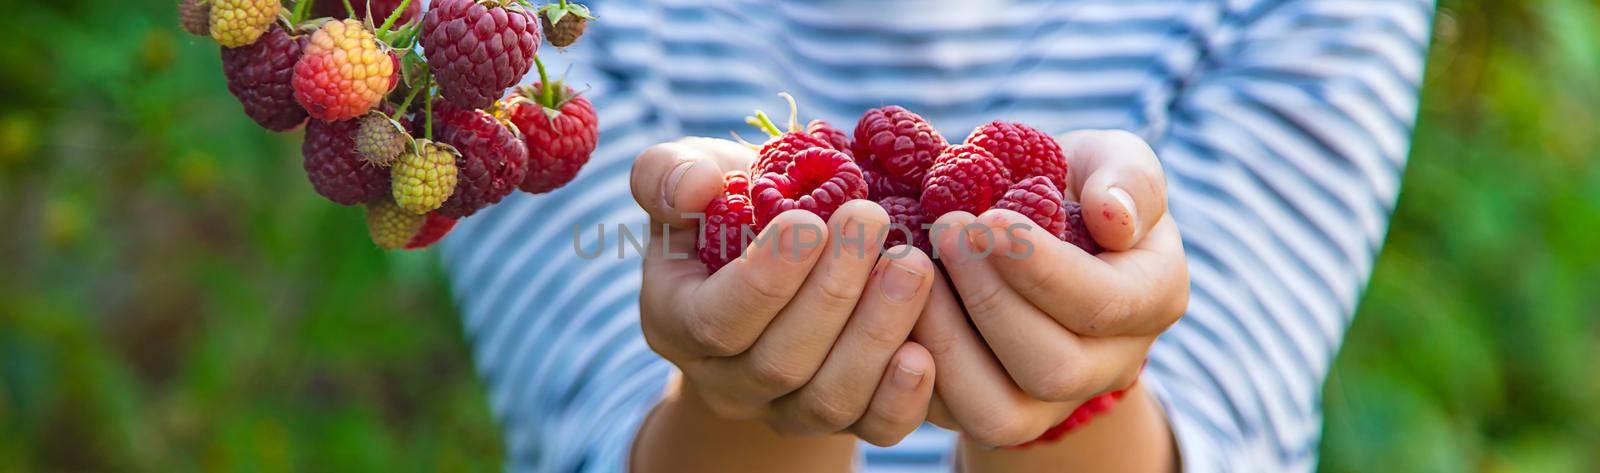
{"left": 341, "top": 0, "right": 355, "bottom": 17}
{"left": 533, "top": 55, "right": 556, "bottom": 107}
{"left": 424, "top": 77, "right": 435, "bottom": 141}
{"left": 745, "top": 112, "right": 783, "bottom": 138}
{"left": 392, "top": 81, "right": 423, "bottom": 121}
{"left": 376, "top": 0, "right": 414, "bottom": 35}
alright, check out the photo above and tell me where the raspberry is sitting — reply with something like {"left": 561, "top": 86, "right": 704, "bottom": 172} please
{"left": 430, "top": 99, "right": 530, "bottom": 219}
{"left": 391, "top": 139, "right": 460, "bottom": 214}
{"left": 864, "top": 166, "right": 918, "bottom": 199}
{"left": 993, "top": 176, "right": 1067, "bottom": 238}
{"left": 293, "top": 19, "right": 398, "bottom": 122}
{"left": 422, "top": 0, "right": 541, "bottom": 109}
{"left": 179, "top": 0, "right": 211, "bottom": 37}
{"left": 312, "top": 0, "right": 422, "bottom": 25}
{"left": 540, "top": 2, "right": 594, "bottom": 48}
{"left": 698, "top": 172, "right": 756, "bottom": 273}
{"left": 852, "top": 105, "right": 947, "bottom": 188}
{"left": 805, "top": 119, "right": 853, "bottom": 157}
{"left": 221, "top": 24, "right": 308, "bottom": 132}
{"left": 209, "top": 0, "right": 278, "bottom": 47}
{"left": 723, "top": 170, "right": 751, "bottom": 197}
{"left": 502, "top": 83, "right": 599, "bottom": 194}
{"left": 1060, "top": 202, "right": 1105, "bottom": 255}
{"left": 366, "top": 198, "right": 426, "bottom": 249}
{"left": 967, "top": 121, "right": 1068, "bottom": 190}
{"left": 751, "top": 132, "right": 831, "bottom": 177}
{"left": 919, "top": 144, "right": 1013, "bottom": 221}
{"left": 355, "top": 111, "right": 411, "bottom": 165}
{"left": 405, "top": 213, "right": 459, "bottom": 249}
{"left": 303, "top": 118, "right": 391, "bottom": 205}
{"left": 878, "top": 196, "right": 930, "bottom": 254}
{"left": 751, "top": 147, "right": 867, "bottom": 229}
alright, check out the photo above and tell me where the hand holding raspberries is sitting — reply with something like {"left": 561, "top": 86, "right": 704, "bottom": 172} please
{"left": 629, "top": 137, "right": 942, "bottom": 448}
{"left": 185, "top": 0, "right": 600, "bottom": 250}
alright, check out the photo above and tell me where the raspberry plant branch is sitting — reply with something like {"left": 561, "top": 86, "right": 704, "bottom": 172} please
{"left": 376, "top": 0, "right": 414, "bottom": 35}
{"left": 424, "top": 80, "right": 435, "bottom": 141}
{"left": 391, "top": 80, "right": 424, "bottom": 121}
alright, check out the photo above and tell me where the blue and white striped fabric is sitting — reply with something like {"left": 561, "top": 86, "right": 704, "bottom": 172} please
{"left": 439, "top": 0, "right": 1435, "bottom": 471}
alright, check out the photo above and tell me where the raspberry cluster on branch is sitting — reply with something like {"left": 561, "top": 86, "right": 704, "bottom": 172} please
{"left": 184, "top": 0, "right": 600, "bottom": 250}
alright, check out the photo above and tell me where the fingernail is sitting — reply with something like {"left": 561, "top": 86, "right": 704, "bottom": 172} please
{"left": 893, "top": 360, "right": 925, "bottom": 389}
{"left": 660, "top": 160, "right": 696, "bottom": 211}
{"left": 1107, "top": 185, "right": 1136, "bottom": 228}
{"left": 779, "top": 222, "right": 822, "bottom": 262}
{"left": 881, "top": 261, "right": 924, "bottom": 303}
{"left": 965, "top": 224, "right": 992, "bottom": 255}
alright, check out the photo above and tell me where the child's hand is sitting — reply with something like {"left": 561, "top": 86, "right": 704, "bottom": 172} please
{"left": 913, "top": 130, "right": 1190, "bottom": 447}
{"left": 631, "top": 138, "right": 940, "bottom": 446}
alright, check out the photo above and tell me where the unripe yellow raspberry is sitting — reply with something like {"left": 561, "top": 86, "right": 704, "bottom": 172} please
{"left": 391, "top": 140, "right": 460, "bottom": 214}
{"left": 366, "top": 198, "right": 425, "bottom": 249}
{"left": 209, "top": 0, "right": 278, "bottom": 47}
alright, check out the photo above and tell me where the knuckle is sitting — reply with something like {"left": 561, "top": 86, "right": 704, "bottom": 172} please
{"left": 1023, "top": 364, "right": 1093, "bottom": 402}
{"left": 747, "top": 355, "right": 811, "bottom": 394}
{"left": 1082, "top": 292, "right": 1132, "bottom": 334}
{"left": 961, "top": 285, "right": 1010, "bottom": 320}
{"left": 915, "top": 328, "right": 962, "bottom": 359}
{"left": 855, "top": 315, "right": 907, "bottom": 349}
{"left": 686, "top": 315, "right": 745, "bottom": 357}
{"left": 797, "top": 394, "right": 860, "bottom": 433}
{"left": 813, "top": 277, "right": 862, "bottom": 313}
{"left": 740, "top": 272, "right": 794, "bottom": 307}
{"left": 964, "top": 411, "right": 1037, "bottom": 448}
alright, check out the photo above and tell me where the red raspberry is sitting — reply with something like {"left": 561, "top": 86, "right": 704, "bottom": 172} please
{"left": 864, "top": 166, "right": 918, "bottom": 199}
{"left": 698, "top": 172, "right": 756, "bottom": 273}
{"left": 751, "top": 132, "right": 831, "bottom": 178}
{"left": 405, "top": 213, "right": 460, "bottom": 250}
{"left": 422, "top": 0, "right": 541, "bottom": 109}
{"left": 805, "top": 119, "right": 853, "bottom": 157}
{"left": 967, "top": 121, "right": 1068, "bottom": 190}
{"left": 993, "top": 176, "right": 1067, "bottom": 238}
{"left": 429, "top": 100, "right": 530, "bottom": 218}
{"left": 502, "top": 83, "right": 599, "bottom": 194}
{"left": 852, "top": 106, "right": 947, "bottom": 188}
{"left": 292, "top": 19, "right": 399, "bottom": 122}
{"left": 222, "top": 24, "right": 308, "bottom": 132}
{"left": 723, "top": 169, "right": 751, "bottom": 197}
{"left": 919, "top": 144, "right": 1013, "bottom": 221}
{"left": 313, "top": 0, "right": 422, "bottom": 25}
{"left": 1060, "top": 202, "right": 1105, "bottom": 255}
{"left": 751, "top": 148, "right": 867, "bottom": 229}
{"left": 303, "top": 118, "right": 391, "bottom": 205}
{"left": 878, "top": 196, "right": 930, "bottom": 254}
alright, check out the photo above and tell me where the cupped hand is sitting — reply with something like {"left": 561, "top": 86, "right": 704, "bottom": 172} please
{"left": 632, "top": 138, "right": 940, "bottom": 446}
{"left": 914, "top": 129, "right": 1190, "bottom": 447}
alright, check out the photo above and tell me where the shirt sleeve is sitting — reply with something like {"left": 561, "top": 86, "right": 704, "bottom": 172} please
{"left": 436, "top": 1, "right": 680, "bottom": 470}
{"left": 1141, "top": 0, "right": 1434, "bottom": 471}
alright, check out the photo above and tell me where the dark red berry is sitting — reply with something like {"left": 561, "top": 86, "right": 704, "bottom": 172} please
{"left": 404, "top": 213, "right": 459, "bottom": 249}
{"left": 751, "top": 132, "right": 831, "bottom": 178}
{"left": 429, "top": 99, "right": 530, "bottom": 218}
{"left": 312, "top": 0, "right": 422, "bottom": 24}
{"left": 221, "top": 24, "right": 308, "bottom": 131}
{"left": 805, "top": 119, "right": 853, "bottom": 157}
{"left": 422, "top": 0, "right": 541, "bottom": 109}
{"left": 1060, "top": 202, "right": 1105, "bottom": 255}
{"left": 993, "top": 176, "right": 1067, "bottom": 238}
{"left": 878, "top": 196, "right": 930, "bottom": 254}
{"left": 698, "top": 172, "right": 756, "bottom": 273}
{"left": 303, "top": 118, "right": 390, "bottom": 205}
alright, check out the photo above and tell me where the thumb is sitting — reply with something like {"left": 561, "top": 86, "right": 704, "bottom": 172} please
{"left": 630, "top": 138, "right": 755, "bottom": 228}
{"left": 1060, "top": 130, "right": 1168, "bottom": 252}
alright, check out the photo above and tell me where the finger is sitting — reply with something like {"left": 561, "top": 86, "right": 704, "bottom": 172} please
{"left": 701, "top": 201, "right": 890, "bottom": 404}
{"left": 933, "top": 212, "right": 1130, "bottom": 403}
{"left": 973, "top": 208, "right": 1189, "bottom": 337}
{"left": 927, "top": 396, "right": 958, "bottom": 432}
{"left": 645, "top": 210, "right": 829, "bottom": 358}
{"left": 1058, "top": 129, "right": 1168, "bottom": 251}
{"left": 630, "top": 138, "right": 755, "bottom": 228}
{"left": 850, "top": 342, "right": 936, "bottom": 447}
{"left": 909, "top": 273, "right": 1055, "bottom": 448}
{"left": 770, "top": 247, "right": 935, "bottom": 435}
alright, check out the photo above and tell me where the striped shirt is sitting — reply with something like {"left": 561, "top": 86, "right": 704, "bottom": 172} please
{"left": 439, "top": 0, "right": 1436, "bottom": 471}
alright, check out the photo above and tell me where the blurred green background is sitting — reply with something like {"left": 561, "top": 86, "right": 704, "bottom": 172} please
{"left": 0, "top": 0, "right": 1596, "bottom": 471}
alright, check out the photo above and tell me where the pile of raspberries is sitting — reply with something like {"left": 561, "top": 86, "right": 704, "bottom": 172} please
{"left": 182, "top": 0, "right": 598, "bottom": 249}
{"left": 698, "top": 96, "right": 1103, "bottom": 272}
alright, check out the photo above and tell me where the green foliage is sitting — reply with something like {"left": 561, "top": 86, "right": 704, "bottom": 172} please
{"left": 0, "top": 1, "right": 500, "bottom": 471}
{"left": 1322, "top": 1, "right": 1600, "bottom": 471}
